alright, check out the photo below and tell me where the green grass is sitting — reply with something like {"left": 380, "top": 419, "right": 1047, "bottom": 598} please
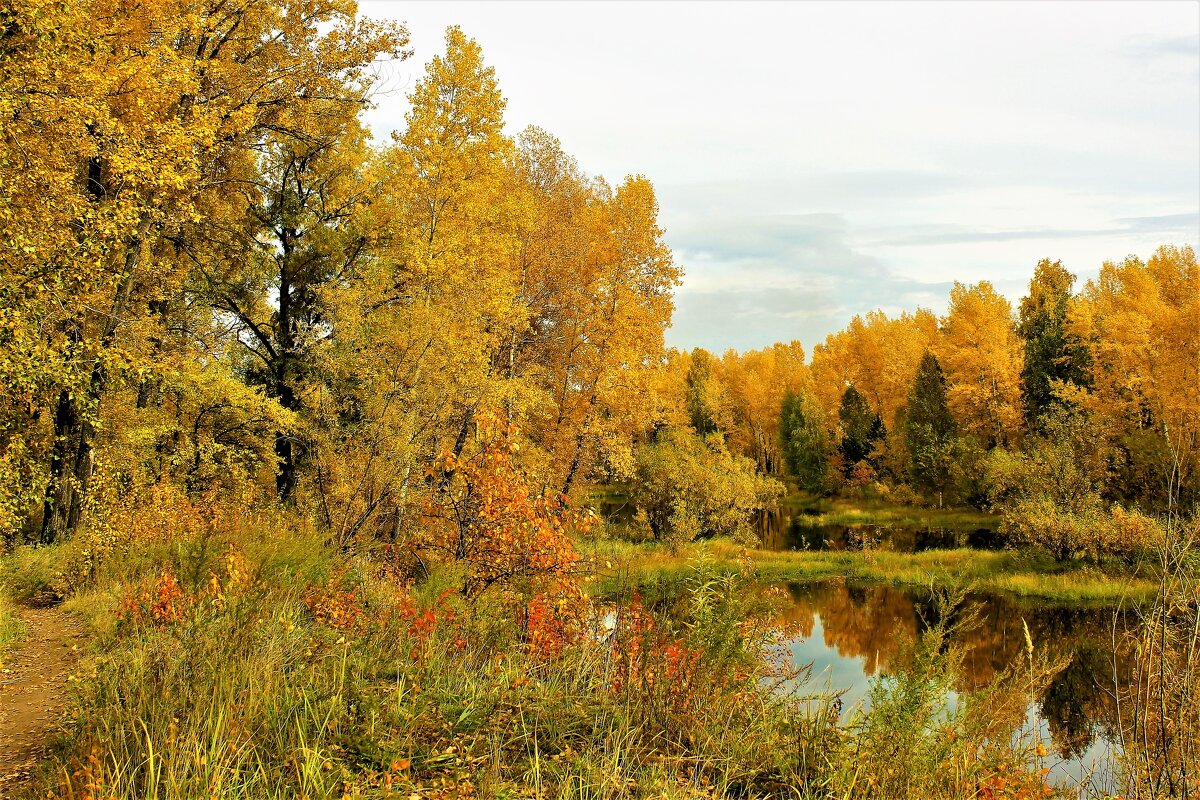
{"left": 0, "top": 592, "right": 26, "bottom": 669}
{"left": 582, "top": 536, "right": 1158, "bottom": 606}
{"left": 0, "top": 543, "right": 61, "bottom": 605}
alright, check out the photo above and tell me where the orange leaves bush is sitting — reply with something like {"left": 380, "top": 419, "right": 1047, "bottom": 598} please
{"left": 303, "top": 571, "right": 462, "bottom": 660}
{"left": 521, "top": 589, "right": 588, "bottom": 663}
{"left": 976, "top": 763, "right": 1054, "bottom": 799}
{"left": 389, "top": 586, "right": 460, "bottom": 659}
{"left": 116, "top": 570, "right": 189, "bottom": 627}
{"left": 303, "top": 572, "right": 368, "bottom": 636}
{"left": 421, "top": 414, "right": 593, "bottom": 600}
{"left": 114, "top": 546, "right": 256, "bottom": 630}
{"left": 608, "top": 595, "right": 704, "bottom": 714}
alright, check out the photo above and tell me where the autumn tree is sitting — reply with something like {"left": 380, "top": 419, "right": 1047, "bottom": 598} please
{"left": 308, "top": 26, "right": 518, "bottom": 542}
{"left": 720, "top": 342, "right": 809, "bottom": 474}
{"left": 809, "top": 310, "right": 938, "bottom": 430}
{"left": 505, "top": 129, "right": 679, "bottom": 495}
{"left": 934, "top": 282, "right": 1024, "bottom": 449}
{"left": 0, "top": 0, "right": 406, "bottom": 541}
{"left": 310, "top": 30, "right": 678, "bottom": 543}
{"left": 201, "top": 120, "right": 383, "bottom": 503}
{"left": 1066, "top": 245, "right": 1200, "bottom": 510}
{"left": 1017, "top": 259, "right": 1090, "bottom": 427}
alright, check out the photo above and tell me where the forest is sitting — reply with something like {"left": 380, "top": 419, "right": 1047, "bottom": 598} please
{"left": 0, "top": 2, "right": 1196, "bottom": 799}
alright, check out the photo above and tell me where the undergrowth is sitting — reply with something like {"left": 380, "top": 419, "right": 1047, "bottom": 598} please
{"left": 1, "top": 510, "right": 1063, "bottom": 799}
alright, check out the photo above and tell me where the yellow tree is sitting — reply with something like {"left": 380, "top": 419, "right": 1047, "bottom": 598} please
{"left": 0, "top": 0, "right": 406, "bottom": 541}
{"left": 2, "top": 0, "right": 201, "bottom": 540}
{"left": 809, "top": 309, "right": 937, "bottom": 430}
{"left": 934, "top": 282, "right": 1024, "bottom": 448}
{"left": 314, "top": 27, "right": 525, "bottom": 542}
{"left": 550, "top": 173, "right": 679, "bottom": 493}
{"left": 720, "top": 342, "right": 810, "bottom": 474}
{"left": 496, "top": 128, "right": 679, "bottom": 495}
{"left": 1067, "top": 245, "right": 1200, "bottom": 508}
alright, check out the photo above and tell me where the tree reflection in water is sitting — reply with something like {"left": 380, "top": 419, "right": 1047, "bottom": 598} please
{"left": 757, "top": 507, "right": 1003, "bottom": 552}
{"left": 776, "top": 580, "right": 1134, "bottom": 777}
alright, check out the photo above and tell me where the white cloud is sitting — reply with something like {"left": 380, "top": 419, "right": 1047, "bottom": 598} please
{"left": 359, "top": 0, "right": 1200, "bottom": 353}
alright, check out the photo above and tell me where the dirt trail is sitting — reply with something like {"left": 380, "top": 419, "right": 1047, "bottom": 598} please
{"left": 0, "top": 606, "right": 87, "bottom": 797}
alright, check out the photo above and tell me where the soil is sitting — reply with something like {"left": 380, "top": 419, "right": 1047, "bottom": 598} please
{"left": 0, "top": 606, "right": 87, "bottom": 798}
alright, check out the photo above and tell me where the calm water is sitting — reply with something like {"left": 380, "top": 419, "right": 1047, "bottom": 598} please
{"left": 593, "top": 494, "right": 1005, "bottom": 553}
{"left": 778, "top": 580, "right": 1129, "bottom": 793}
{"left": 758, "top": 504, "right": 1004, "bottom": 552}
{"left": 595, "top": 492, "right": 1132, "bottom": 792}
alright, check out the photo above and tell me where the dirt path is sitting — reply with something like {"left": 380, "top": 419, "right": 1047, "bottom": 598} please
{"left": 0, "top": 606, "right": 87, "bottom": 797}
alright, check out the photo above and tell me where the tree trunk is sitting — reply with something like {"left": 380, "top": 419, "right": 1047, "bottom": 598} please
{"left": 561, "top": 431, "right": 585, "bottom": 498}
{"left": 38, "top": 218, "right": 148, "bottom": 543}
{"left": 272, "top": 370, "right": 299, "bottom": 502}
{"left": 275, "top": 431, "right": 296, "bottom": 502}
{"left": 39, "top": 390, "right": 82, "bottom": 544}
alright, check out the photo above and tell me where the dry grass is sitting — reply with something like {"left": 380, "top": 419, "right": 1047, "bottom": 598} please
{"left": 583, "top": 537, "right": 1159, "bottom": 606}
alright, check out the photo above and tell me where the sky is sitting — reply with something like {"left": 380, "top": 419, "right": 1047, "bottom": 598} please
{"left": 359, "top": 0, "right": 1200, "bottom": 354}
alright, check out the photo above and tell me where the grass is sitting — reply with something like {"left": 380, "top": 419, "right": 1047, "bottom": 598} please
{"left": 0, "top": 511, "right": 1063, "bottom": 800}
{"left": 0, "top": 592, "right": 26, "bottom": 671}
{"left": 0, "top": 543, "right": 61, "bottom": 605}
{"left": 582, "top": 536, "right": 1159, "bottom": 606}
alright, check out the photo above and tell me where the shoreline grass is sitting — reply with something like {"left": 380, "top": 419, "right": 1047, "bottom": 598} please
{"left": 582, "top": 537, "right": 1158, "bottom": 606}
{"left": 2, "top": 522, "right": 1061, "bottom": 800}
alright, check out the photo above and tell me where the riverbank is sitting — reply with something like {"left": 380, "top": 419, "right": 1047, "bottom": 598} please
{"left": 0, "top": 517, "right": 1062, "bottom": 800}
{"left": 584, "top": 537, "right": 1158, "bottom": 606}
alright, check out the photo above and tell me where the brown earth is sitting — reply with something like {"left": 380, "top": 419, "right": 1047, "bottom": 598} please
{"left": 0, "top": 606, "right": 87, "bottom": 798}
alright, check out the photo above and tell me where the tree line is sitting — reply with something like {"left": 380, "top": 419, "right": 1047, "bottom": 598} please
{"left": 667, "top": 250, "right": 1198, "bottom": 557}
{"left": 2, "top": 0, "right": 1195, "bottom": 564}
{"left": 1, "top": 5, "right": 678, "bottom": 550}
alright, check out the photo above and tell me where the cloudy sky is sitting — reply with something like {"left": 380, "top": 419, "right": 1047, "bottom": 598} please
{"left": 359, "top": 0, "right": 1200, "bottom": 354}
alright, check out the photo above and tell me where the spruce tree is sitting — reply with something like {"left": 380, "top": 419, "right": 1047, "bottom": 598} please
{"left": 905, "top": 351, "right": 957, "bottom": 502}
{"left": 1017, "top": 259, "right": 1090, "bottom": 427}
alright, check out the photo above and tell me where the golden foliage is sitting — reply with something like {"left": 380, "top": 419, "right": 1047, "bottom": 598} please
{"left": 934, "top": 282, "right": 1025, "bottom": 448}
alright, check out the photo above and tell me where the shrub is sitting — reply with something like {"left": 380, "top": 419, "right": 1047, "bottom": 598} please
{"left": 1002, "top": 497, "right": 1163, "bottom": 562}
{"left": 418, "top": 415, "right": 592, "bottom": 602}
{"left": 631, "top": 427, "right": 784, "bottom": 548}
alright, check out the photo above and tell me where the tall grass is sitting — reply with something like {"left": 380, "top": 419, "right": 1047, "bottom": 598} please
{"left": 0, "top": 592, "right": 25, "bottom": 669}
{"left": 1113, "top": 517, "right": 1199, "bottom": 799}
{"left": 5, "top": 514, "right": 1067, "bottom": 799}
{"left": 585, "top": 536, "right": 1159, "bottom": 606}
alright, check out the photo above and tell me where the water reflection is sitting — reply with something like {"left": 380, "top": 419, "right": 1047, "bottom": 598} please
{"left": 777, "top": 581, "right": 1132, "bottom": 788}
{"left": 758, "top": 506, "right": 1002, "bottom": 552}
